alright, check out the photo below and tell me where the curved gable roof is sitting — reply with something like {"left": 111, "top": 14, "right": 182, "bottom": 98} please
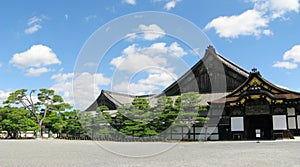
{"left": 213, "top": 70, "right": 300, "bottom": 104}
{"left": 163, "top": 46, "right": 249, "bottom": 95}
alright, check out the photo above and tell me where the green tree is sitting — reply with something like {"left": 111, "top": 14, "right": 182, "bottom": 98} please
{"left": 151, "top": 96, "right": 178, "bottom": 132}
{"left": 175, "top": 92, "right": 208, "bottom": 126}
{"left": 44, "top": 111, "right": 64, "bottom": 134}
{"left": 0, "top": 106, "right": 38, "bottom": 138}
{"left": 100, "top": 93, "right": 207, "bottom": 139}
{"left": 95, "top": 106, "right": 111, "bottom": 138}
{"left": 105, "top": 98, "right": 156, "bottom": 137}
{"left": 62, "top": 110, "right": 85, "bottom": 137}
{"left": 78, "top": 111, "right": 93, "bottom": 138}
{"left": 97, "top": 106, "right": 109, "bottom": 112}
{"left": 3, "top": 88, "right": 72, "bottom": 136}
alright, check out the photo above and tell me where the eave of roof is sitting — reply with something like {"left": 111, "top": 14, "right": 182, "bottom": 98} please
{"left": 101, "top": 90, "right": 156, "bottom": 106}
{"left": 212, "top": 71, "right": 300, "bottom": 104}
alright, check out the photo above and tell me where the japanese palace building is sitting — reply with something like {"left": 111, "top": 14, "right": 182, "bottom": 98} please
{"left": 86, "top": 46, "right": 300, "bottom": 140}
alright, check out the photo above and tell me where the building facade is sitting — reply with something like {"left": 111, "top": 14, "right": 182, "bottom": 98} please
{"left": 213, "top": 69, "right": 300, "bottom": 140}
{"left": 86, "top": 46, "right": 300, "bottom": 140}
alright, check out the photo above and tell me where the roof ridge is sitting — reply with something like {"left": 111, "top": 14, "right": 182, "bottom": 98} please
{"left": 216, "top": 53, "right": 249, "bottom": 77}
{"left": 102, "top": 90, "right": 136, "bottom": 98}
{"left": 102, "top": 90, "right": 124, "bottom": 106}
{"left": 103, "top": 89, "right": 156, "bottom": 98}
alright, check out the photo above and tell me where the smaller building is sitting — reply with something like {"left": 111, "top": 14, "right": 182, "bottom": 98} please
{"left": 213, "top": 69, "right": 300, "bottom": 140}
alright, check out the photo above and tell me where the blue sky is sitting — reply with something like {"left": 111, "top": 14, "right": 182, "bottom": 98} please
{"left": 1, "top": 0, "right": 300, "bottom": 109}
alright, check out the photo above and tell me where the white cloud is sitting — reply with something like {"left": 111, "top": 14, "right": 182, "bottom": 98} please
{"left": 123, "top": 0, "right": 136, "bottom": 5}
{"left": 83, "top": 62, "right": 98, "bottom": 68}
{"left": 24, "top": 16, "right": 43, "bottom": 34}
{"left": 253, "top": 0, "right": 300, "bottom": 19}
{"left": 51, "top": 73, "right": 74, "bottom": 83}
{"left": 93, "top": 73, "right": 112, "bottom": 86}
{"left": 268, "top": 0, "right": 299, "bottom": 12}
{"left": 110, "top": 42, "right": 186, "bottom": 73}
{"left": 205, "top": 0, "right": 300, "bottom": 38}
{"left": 164, "top": 0, "right": 177, "bottom": 10}
{"left": 283, "top": 45, "right": 300, "bottom": 62}
{"left": 113, "top": 70, "right": 177, "bottom": 95}
{"left": 205, "top": 10, "right": 270, "bottom": 38}
{"left": 272, "top": 61, "right": 298, "bottom": 69}
{"left": 27, "top": 16, "right": 42, "bottom": 26}
{"left": 169, "top": 42, "right": 187, "bottom": 57}
{"left": 51, "top": 73, "right": 74, "bottom": 106}
{"left": 263, "top": 29, "right": 273, "bottom": 36}
{"left": 0, "top": 90, "right": 11, "bottom": 104}
{"left": 10, "top": 44, "right": 61, "bottom": 69}
{"left": 139, "top": 70, "right": 177, "bottom": 87}
{"left": 0, "top": 63, "right": 2, "bottom": 68}
{"left": 122, "top": 0, "right": 181, "bottom": 9}
{"left": 73, "top": 72, "right": 111, "bottom": 110}
{"left": 51, "top": 72, "right": 111, "bottom": 110}
{"left": 273, "top": 45, "right": 300, "bottom": 70}
{"left": 110, "top": 42, "right": 188, "bottom": 95}
{"left": 139, "top": 24, "right": 166, "bottom": 40}
{"left": 125, "top": 33, "right": 137, "bottom": 40}
{"left": 110, "top": 43, "right": 166, "bottom": 73}
{"left": 25, "top": 24, "right": 42, "bottom": 34}
{"left": 84, "top": 15, "right": 97, "bottom": 22}
{"left": 126, "top": 24, "right": 166, "bottom": 41}
{"left": 114, "top": 81, "right": 157, "bottom": 95}
{"left": 111, "top": 51, "right": 167, "bottom": 73}
{"left": 65, "top": 14, "right": 69, "bottom": 20}
{"left": 10, "top": 44, "right": 61, "bottom": 76}
{"left": 26, "top": 67, "right": 51, "bottom": 76}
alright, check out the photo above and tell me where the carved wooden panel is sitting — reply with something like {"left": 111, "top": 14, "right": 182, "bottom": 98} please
{"left": 245, "top": 99, "right": 270, "bottom": 115}
{"left": 273, "top": 107, "right": 286, "bottom": 114}
{"left": 232, "top": 107, "right": 243, "bottom": 116}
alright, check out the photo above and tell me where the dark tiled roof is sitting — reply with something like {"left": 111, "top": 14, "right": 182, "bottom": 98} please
{"left": 86, "top": 46, "right": 253, "bottom": 110}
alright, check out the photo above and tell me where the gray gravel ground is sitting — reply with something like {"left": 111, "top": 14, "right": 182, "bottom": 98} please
{"left": 0, "top": 139, "right": 300, "bottom": 167}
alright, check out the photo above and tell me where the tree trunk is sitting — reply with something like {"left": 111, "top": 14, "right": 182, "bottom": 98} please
{"left": 36, "top": 123, "right": 42, "bottom": 139}
{"left": 12, "top": 131, "right": 18, "bottom": 139}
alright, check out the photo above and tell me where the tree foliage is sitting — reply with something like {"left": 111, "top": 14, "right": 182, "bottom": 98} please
{"left": 2, "top": 88, "right": 72, "bottom": 136}
{"left": 78, "top": 108, "right": 112, "bottom": 139}
{"left": 0, "top": 106, "right": 38, "bottom": 138}
{"left": 0, "top": 89, "right": 208, "bottom": 140}
{"left": 175, "top": 92, "right": 208, "bottom": 126}
{"left": 102, "top": 92, "right": 208, "bottom": 138}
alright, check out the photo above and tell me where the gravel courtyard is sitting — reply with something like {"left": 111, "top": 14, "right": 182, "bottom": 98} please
{"left": 0, "top": 139, "right": 300, "bottom": 167}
